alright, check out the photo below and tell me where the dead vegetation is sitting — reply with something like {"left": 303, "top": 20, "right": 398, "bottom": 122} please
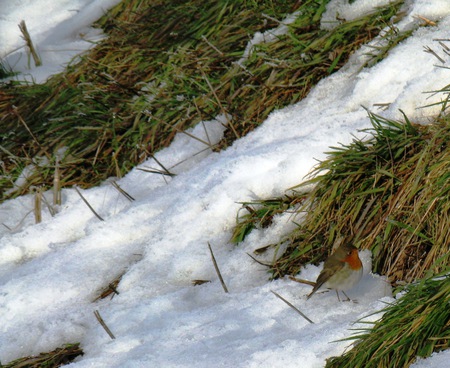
{"left": 4, "top": 0, "right": 449, "bottom": 367}
{"left": 1, "top": 0, "right": 404, "bottom": 201}
{"left": 233, "top": 104, "right": 450, "bottom": 366}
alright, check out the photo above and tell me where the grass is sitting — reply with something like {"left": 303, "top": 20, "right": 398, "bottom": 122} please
{"left": 3, "top": 0, "right": 446, "bottom": 367}
{"left": 263, "top": 109, "right": 450, "bottom": 286}
{"left": 0, "top": 344, "right": 83, "bottom": 368}
{"left": 230, "top": 195, "right": 306, "bottom": 244}
{"left": 0, "top": 0, "right": 405, "bottom": 201}
{"left": 326, "top": 272, "right": 450, "bottom": 368}
{"left": 232, "top": 88, "right": 450, "bottom": 365}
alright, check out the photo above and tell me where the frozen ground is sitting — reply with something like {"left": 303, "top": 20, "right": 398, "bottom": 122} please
{"left": 1, "top": 0, "right": 450, "bottom": 366}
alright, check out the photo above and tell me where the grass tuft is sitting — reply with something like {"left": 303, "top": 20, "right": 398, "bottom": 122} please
{"left": 231, "top": 91, "right": 450, "bottom": 366}
{"left": 262, "top": 109, "right": 450, "bottom": 286}
{"left": 230, "top": 194, "right": 306, "bottom": 244}
{"left": 1, "top": 343, "right": 83, "bottom": 368}
{"left": 326, "top": 273, "right": 450, "bottom": 368}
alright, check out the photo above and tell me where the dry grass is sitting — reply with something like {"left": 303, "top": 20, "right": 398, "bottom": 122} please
{"left": 326, "top": 273, "right": 450, "bottom": 368}
{"left": 233, "top": 99, "right": 450, "bottom": 366}
{"left": 3, "top": 0, "right": 440, "bottom": 366}
{"left": 268, "top": 110, "right": 450, "bottom": 286}
{"left": 0, "top": 0, "right": 404, "bottom": 201}
{"left": 1, "top": 344, "right": 83, "bottom": 368}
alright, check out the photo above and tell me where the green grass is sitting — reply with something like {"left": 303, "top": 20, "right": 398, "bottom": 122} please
{"left": 231, "top": 195, "right": 307, "bottom": 244}
{"left": 0, "top": 0, "right": 405, "bottom": 201}
{"left": 326, "top": 272, "right": 450, "bottom": 368}
{"left": 247, "top": 108, "right": 450, "bottom": 285}
{"left": 2, "top": 1, "right": 450, "bottom": 366}
{"left": 233, "top": 92, "right": 450, "bottom": 367}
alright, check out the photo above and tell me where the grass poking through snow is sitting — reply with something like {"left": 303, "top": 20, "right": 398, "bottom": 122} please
{"left": 1, "top": 0, "right": 405, "bottom": 201}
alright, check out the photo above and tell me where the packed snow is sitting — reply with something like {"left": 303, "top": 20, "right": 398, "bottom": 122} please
{"left": 0, "top": 0, "right": 122, "bottom": 83}
{"left": 1, "top": 0, "right": 450, "bottom": 367}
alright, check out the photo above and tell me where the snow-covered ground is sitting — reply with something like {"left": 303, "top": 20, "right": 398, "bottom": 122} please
{"left": 1, "top": 0, "right": 450, "bottom": 366}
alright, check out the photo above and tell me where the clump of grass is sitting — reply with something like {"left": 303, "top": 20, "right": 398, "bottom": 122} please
{"left": 2, "top": 343, "right": 83, "bottom": 368}
{"left": 230, "top": 194, "right": 306, "bottom": 244}
{"left": 326, "top": 272, "right": 450, "bottom": 368}
{"left": 269, "top": 109, "right": 450, "bottom": 285}
{"left": 231, "top": 99, "right": 450, "bottom": 366}
{"left": 0, "top": 0, "right": 405, "bottom": 201}
{"left": 0, "top": 61, "right": 16, "bottom": 79}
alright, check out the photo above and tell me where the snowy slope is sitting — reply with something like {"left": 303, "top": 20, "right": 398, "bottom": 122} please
{"left": 1, "top": 0, "right": 450, "bottom": 367}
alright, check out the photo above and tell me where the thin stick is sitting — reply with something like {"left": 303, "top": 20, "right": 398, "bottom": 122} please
{"left": 199, "top": 68, "right": 239, "bottom": 139}
{"left": 2, "top": 210, "right": 33, "bottom": 232}
{"left": 74, "top": 186, "right": 104, "bottom": 221}
{"left": 12, "top": 108, "right": 50, "bottom": 157}
{"left": 207, "top": 242, "right": 229, "bottom": 293}
{"left": 168, "top": 147, "right": 213, "bottom": 170}
{"left": 111, "top": 181, "right": 135, "bottom": 201}
{"left": 414, "top": 15, "right": 437, "bottom": 26}
{"left": 41, "top": 191, "right": 56, "bottom": 217}
{"left": 423, "top": 46, "right": 445, "bottom": 64}
{"left": 201, "top": 35, "right": 224, "bottom": 56}
{"left": 438, "top": 41, "right": 450, "bottom": 52}
{"left": 18, "top": 20, "right": 42, "bottom": 67}
{"left": 94, "top": 310, "right": 116, "bottom": 340}
{"left": 271, "top": 290, "right": 314, "bottom": 324}
{"left": 53, "top": 157, "right": 62, "bottom": 206}
{"left": 288, "top": 275, "right": 316, "bottom": 287}
{"left": 34, "top": 187, "right": 42, "bottom": 224}
{"left": 144, "top": 111, "right": 213, "bottom": 148}
{"left": 151, "top": 154, "right": 172, "bottom": 175}
{"left": 246, "top": 252, "right": 272, "bottom": 267}
{"left": 137, "top": 167, "right": 176, "bottom": 177}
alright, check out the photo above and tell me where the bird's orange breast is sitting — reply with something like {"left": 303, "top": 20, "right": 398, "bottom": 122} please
{"left": 343, "top": 249, "right": 362, "bottom": 270}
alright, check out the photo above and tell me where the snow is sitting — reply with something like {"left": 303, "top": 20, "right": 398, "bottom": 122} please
{"left": 237, "top": 11, "right": 301, "bottom": 66}
{"left": 0, "top": 0, "right": 122, "bottom": 83}
{"left": 1, "top": 0, "right": 450, "bottom": 367}
{"left": 411, "top": 350, "right": 450, "bottom": 368}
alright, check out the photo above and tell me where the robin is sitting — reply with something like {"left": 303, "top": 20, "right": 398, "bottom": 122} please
{"left": 306, "top": 243, "right": 363, "bottom": 301}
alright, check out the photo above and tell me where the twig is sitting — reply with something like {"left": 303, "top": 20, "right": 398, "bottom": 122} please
{"left": 111, "top": 181, "right": 135, "bottom": 201}
{"left": 413, "top": 15, "right": 437, "bottom": 27}
{"left": 423, "top": 46, "right": 445, "bottom": 64}
{"left": 288, "top": 276, "right": 316, "bottom": 287}
{"left": 261, "top": 13, "right": 283, "bottom": 25}
{"left": 207, "top": 242, "right": 229, "bottom": 293}
{"left": 151, "top": 154, "right": 173, "bottom": 175}
{"left": 199, "top": 67, "right": 240, "bottom": 139}
{"left": 201, "top": 35, "right": 224, "bottom": 56}
{"left": 168, "top": 146, "right": 213, "bottom": 170}
{"left": 18, "top": 20, "right": 42, "bottom": 67}
{"left": 438, "top": 41, "right": 450, "bottom": 52}
{"left": 94, "top": 310, "right": 116, "bottom": 340}
{"left": 53, "top": 157, "right": 62, "bottom": 206}
{"left": 271, "top": 290, "right": 314, "bottom": 324}
{"left": 246, "top": 252, "right": 272, "bottom": 267}
{"left": 140, "top": 154, "right": 177, "bottom": 177}
{"left": 34, "top": 187, "right": 42, "bottom": 224}
{"left": 74, "top": 186, "right": 104, "bottom": 221}
{"left": 144, "top": 110, "right": 214, "bottom": 148}
{"left": 373, "top": 102, "right": 391, "bottom": 111}
{"left": 12, "top": 107, "right": 50, "bottom": 158}
{"left": 2, "top": 223, "right": 12, "bottom": 231}
{"left": 2, "top": 210, "right": 33, "bottom": 232}
{"left": 192, "top": 279, "right": 211, "bottom": 286}
{"left": 137, "top": 167, "right": 176, "bottom": 177}
{"left": 41, "top": 191, "right": 56, "bottom": 217}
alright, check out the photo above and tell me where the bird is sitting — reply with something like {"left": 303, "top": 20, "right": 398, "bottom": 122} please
{"left": 306, "top": 243, "right": 363, "bottom": 301}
